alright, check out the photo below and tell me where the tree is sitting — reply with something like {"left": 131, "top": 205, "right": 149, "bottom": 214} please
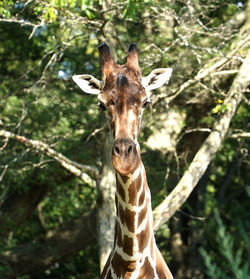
{"left": 0, "top": 1, "right": 249, "bottom": 278}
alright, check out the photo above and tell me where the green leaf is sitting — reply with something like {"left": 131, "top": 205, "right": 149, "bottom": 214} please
{"left": 85, "top": 9, "right": 95, "bottom": 19}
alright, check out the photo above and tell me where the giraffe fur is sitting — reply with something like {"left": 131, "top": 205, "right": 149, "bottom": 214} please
{"left": 72, "top": 43, "right": 173, "bottom": 279}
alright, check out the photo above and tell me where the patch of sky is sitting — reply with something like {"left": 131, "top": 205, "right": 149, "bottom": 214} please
{"left": 14, "top": 3, "right": 25, "bottom": 9}
{"left": 57, "top": 61, "right": 73, "bottom": 80}
{"left": 84, "top": 61, "right": 94, "bottom": 71}
{"left": 237, "top": 2, "right": 243, "bottom": 8}
{"left": 32, "top": 25, "right": 47, "bottom": 37}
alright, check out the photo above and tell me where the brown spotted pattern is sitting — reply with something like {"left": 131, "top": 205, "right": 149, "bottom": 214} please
{"left": 100, "top": 163, "right": 173, "bottom": 279}
{"left": 99, "top": 43, "right": 173, "bottom": 279}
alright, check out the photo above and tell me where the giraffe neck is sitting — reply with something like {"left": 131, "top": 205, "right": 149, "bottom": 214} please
{"left": 109, "top": 162, "right": 159, "bottom": 277}
{"left": 101, "top": 161, "right": 174, "bottom": 279}
{"left": 115, "top": 162, "right": 155, "bottom": 259}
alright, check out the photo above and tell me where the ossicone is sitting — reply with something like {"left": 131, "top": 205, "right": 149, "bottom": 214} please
{"left": 126, "top": 43, "right": 140, "bottom": 73}
{"left": 98, "top": 42, "right": 115, "bottom": 81}
{"left": 128, "top": 43, "right": 138, "bottom": 53}
{"left": 98, "top": 43, "right": 111, "bottom": 55}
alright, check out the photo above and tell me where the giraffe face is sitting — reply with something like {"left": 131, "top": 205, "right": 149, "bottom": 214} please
{"left": 96, "top": 43, "right": 150, "bottom": 176}
{"left": 95, "top": 43, "right": 149, "bottom": 176}
{"left": 72, "top": 43, "right": 173, "bottom": 175}
{"left": 98, "top": 69, "right": 149, "bottom": 176}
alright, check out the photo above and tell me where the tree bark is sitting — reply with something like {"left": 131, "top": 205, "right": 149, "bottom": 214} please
{"left": 96, "top": 131, "right": 116, "bottom": 273}
{"left": 96, "top": 2, "right": 118, "bottom": 272}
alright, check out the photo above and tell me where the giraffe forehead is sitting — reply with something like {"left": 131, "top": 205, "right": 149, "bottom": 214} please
{"left": 116, "top": 73, "right": 129, "bottom": 88}
{"left": 101, "top": 71, "right": 145, "bottom": 103}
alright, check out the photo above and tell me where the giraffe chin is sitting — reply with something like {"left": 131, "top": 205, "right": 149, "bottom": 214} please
{"left": 112, "top": 156, "right": 139, "bottom": 176}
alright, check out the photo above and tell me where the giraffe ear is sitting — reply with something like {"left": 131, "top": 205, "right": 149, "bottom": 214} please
{"left": 72, "top": 74, "right": 102, "bottom": 95}
{"left": 142, "top": 68, "right": 172, "bottom": 92}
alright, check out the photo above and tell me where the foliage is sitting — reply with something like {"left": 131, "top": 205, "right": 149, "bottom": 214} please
{"left": 0, "top": 0, "right": 249, "bottom": 278}
{"left": 200, "top": 211, "right": 250, "bottom": 279}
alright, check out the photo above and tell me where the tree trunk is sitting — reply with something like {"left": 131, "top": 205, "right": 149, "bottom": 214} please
{"left": 97, "top": 131, "right": 116, "bottom": 272}
{"left": 96, "top": 1, "right": 118, "bottom": 273}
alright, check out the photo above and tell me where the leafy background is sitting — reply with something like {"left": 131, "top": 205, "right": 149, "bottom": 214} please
{"left": 0, "top": 0, "right": 249, "bottom": 278}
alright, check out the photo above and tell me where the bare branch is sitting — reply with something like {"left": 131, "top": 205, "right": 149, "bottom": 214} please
{"left": 154, "top": 34, "right": 250, "bottom": 105}
{"left": 0, "top": 130, "right": 99, "bottom": 185}
{"left": 37, "top": 203, "right": 48, "bottom": 232}
{"left": 86, "top": 124, "right": 107, "bottom": 142}
{"left": 211, "top": 69, "right": 239, "bottom": 76}
{"left": 0, "top": 18, "right": 39, "bottom": 27}
{"left": 0, "top": 18, "right": 44, "bottom": 39}
{"left": 230, "top": 132, "right": 250, "bottom": 138}
{"left": 178, "top": 128, "right": 212, "bottom": 141}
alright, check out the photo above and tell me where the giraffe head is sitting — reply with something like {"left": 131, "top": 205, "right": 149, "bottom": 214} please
{"left": 73, "top": 43, "right": 172, "bottom": 175}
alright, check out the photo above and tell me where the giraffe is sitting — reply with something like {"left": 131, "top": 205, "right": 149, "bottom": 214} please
{"left": 73, "top": 43, "right": 173, "bottom": 279}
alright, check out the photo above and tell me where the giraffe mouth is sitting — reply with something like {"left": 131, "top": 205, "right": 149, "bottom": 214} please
{"left": 112, "top": 138, "right": 139, "bottom": 175}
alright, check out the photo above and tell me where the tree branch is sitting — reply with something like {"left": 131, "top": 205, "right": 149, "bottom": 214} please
{"left": 0, "top": 18, "right": 40, "bottom": 27}
{"left": 153, "top": 49, "right": 250, "bottom": 230}
{"left": 0, "top": 130, "right": 99, "bottom": 185}
{"left": 230, "top": 132, "right": 250, "bottom": 138}
{"left": 154, "top": 34, "right": 250, "bottom": 105}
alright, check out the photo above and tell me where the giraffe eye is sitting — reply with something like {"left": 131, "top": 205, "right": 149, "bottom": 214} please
{"left": 98, "top": 102, "right": 106, "bottom": 111}
{"left": 142, "top": 100, "right": 151, "bottom": 109}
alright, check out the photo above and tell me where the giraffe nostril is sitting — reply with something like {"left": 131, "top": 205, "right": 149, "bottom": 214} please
{"left": 113, "top": 139, "right": 136, "bottom": 158}
{"left": 114, "top": 146, "right": 120, "bottom": 155}
{"left": 127, "top": 145, "right": 132, "bottom": 155}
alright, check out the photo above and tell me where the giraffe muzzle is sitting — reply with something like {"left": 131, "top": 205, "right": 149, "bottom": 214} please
{"left": 112, "top": 139, "right": 139, "bottom": 175}
{"left": 113, "top": 138, "right": 135, "bottom": 157}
